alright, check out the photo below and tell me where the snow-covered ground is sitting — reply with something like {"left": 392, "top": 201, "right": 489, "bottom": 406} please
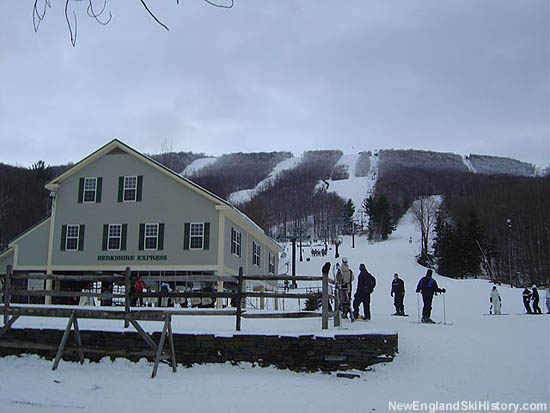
{"left": 1, "top": 212, "right": 549, "bottom": 412}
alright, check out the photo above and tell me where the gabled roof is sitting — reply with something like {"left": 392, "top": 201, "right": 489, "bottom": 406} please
{"left": 45, "top": 139, "right": 281, "bottom": 251}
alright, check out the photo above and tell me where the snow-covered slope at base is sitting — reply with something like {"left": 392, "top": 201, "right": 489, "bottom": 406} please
{"left": 1, "top": 212, "right": 548, "bottom": 412}
{"left": 322, "top": 152, "right": 378, "bottom": 215}
{"left": 228, "top": 156, "right": 301, "bottom": 205}
{"left": 181, "top": 157, "right": 217, "bottom": 176}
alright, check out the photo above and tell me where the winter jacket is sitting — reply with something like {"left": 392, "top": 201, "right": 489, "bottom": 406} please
{"left": 416, "top": 276, "right": 444, "bottom": 296}
{"left": 341, "top": 264, "right": 354, "bottom": 284}
{"left": 490, "top": 289, "right": 501, "bottom": 304}
{"left": 356, "top": 268, "right": 376, "bottom": 298}
{"left": 531, "top": 288, "right": 539, "bottom": 303}
{"left": 391, "top": 278, "right": 405, "bottom": 296}
{"left": 135, "top": 280, "right": 146, "bottom": 293}
{"left": 160, "top": 282, "right": 172, "bottom": 294}
{"left": 522, "top": 289, "right": 531, "bottom": 302}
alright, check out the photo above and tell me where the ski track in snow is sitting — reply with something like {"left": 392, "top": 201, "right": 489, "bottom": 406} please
{"left": 181, "top": 157, "right": 217, "bottom": 176}
{"left": 461, "top": 154, "right": 477, "bottom": 173}
{"left": 1, "top": 211, "right": 549, "bottom": 412}
{"left": 322, "top": 151, "right": 378, "bottom": 217}
{"left": 228, "top": 156, "right": 301, "bottom": 205}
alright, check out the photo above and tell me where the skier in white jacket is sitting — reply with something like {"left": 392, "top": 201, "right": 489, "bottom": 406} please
{"left": 490, "top": 286, "right": 502, "bottom": 315}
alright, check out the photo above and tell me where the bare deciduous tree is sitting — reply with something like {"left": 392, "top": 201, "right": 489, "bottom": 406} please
{"left": 32, "top": 0, "right": 234, "bottom": 46}
{"left": 411, "top": 196, "right": 440, "bottom": 263}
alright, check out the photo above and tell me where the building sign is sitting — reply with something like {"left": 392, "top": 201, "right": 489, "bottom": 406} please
{"left": 97, "top": 255, "right": 168, "bottom": 262}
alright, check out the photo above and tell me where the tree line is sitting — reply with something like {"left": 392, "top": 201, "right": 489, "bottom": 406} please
{"left": 0, "top": 162, "right": 53, "bottom": 251}
{"left": 375, "top": 164, "right": 550, "bottom": 287}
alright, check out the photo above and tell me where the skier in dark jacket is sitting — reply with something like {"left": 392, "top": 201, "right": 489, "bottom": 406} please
{"left": 353, "top": 264, "right": 376, "bottom": 320}
{"left": 391, "top": 273, "right": 405, "bottom": 316}
{"left": 531, "top": 286, "right": 542, "bottom": 314}
{"left": 416, "top": 269, "right": 445, "bottom": 323}
{"left": 522, "top": 288, "right": 532, "bottom": 314}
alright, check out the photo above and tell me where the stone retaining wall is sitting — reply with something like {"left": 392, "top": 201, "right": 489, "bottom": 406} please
{"left": 0, "top": 329, "right": 398, "bottom": 372}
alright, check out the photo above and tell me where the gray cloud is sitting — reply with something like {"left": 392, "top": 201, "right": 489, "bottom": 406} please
{"left": 0, "top": 0, "right": 548, "bottom": 167}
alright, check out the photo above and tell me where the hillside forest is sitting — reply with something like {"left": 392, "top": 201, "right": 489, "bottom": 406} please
{"left": 0, "top": 148, "right": 548, "bottom": 287}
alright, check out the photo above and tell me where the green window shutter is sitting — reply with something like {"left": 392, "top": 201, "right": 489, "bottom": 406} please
{"left": 204, "top": 222, "right": 210, "bottom": 250}
{"left": 137, "top": 176, "right": 143, "bottom": 202}
{"left": 102, "top": 224, "right": 109, "bottom": 251}
{"left": 138, "top": 224, "right": 145, "bottom": 251}
{"left": 183, "top": 223, "right": 190, "bottom": 250}
{"left": 158, "top": 223, "right": 164, "bottom": 251}
{"left": 78, "top": 178, "right": 84, "bottom": 203}
{"left": 60, "top": 225, "right": 67, "bottom": 251}
{"left": 78, "top": 225, "right": 85, "bottom": 251}
{"left": 121, "top": 224, "right": 128, "bottom": 251}
{"left": 118, "top": 176, "right": 124, "bottom": 202}
{"left": 96, "top": 177, "right": 103, "bottom": 203}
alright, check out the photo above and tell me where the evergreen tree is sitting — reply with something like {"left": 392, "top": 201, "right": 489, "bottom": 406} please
{"left": 363, "top": 195, "right": 396, "bottom": 241}
{"left": 343, "top": 199, "right": 355, "bottom": 234}
{"left": 463, "top": 209, "right": 484, "bottom": 277}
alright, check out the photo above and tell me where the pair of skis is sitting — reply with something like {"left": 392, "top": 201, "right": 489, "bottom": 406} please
{"left": 411, "top": 292, "right": 453, "bottom": 325}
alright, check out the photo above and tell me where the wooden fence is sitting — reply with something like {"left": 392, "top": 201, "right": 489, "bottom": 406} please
{"left": 0, "top": 265, "right": 341, "bottom": 377}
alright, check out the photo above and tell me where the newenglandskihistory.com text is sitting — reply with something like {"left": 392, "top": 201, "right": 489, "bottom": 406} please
{"left": 388, "top": 400, "right": 548, "bottom": 412}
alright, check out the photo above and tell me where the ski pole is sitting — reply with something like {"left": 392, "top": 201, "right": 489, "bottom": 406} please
{"left": 443, "top": 292, "right": 446, "bottom": 324}
{"left": 417, "top": 293, "right": 420, "bottom": 323}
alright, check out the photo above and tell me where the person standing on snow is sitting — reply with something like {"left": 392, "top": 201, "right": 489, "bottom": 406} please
{"left": 340, "top": 257, "right": 354, "bottom": 301}
{"left": 489, "top": 286, "right": 502, "bottom": 315}
{"left": 531, "top": 286, "right": 542, "bottom": 314}
{"left": 390, "top": 273, "right": 405, "bottom": 316}
{"left": 522, "top": 288, "right": 532, "bottom": 314}
{"left": 416, "top": 269, "right": 446, "bottom": 323}
{"left": 353, "top": 264, "right": 376, "bottom": 320}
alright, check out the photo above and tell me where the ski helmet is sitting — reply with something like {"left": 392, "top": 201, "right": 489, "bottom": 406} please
{"left": 342, "top": 257, "right": 348, "bottom": 264}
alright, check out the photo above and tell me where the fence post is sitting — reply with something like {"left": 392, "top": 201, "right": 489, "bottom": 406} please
{"left": 334, "top": 281, "right": 341, "bottom": 328}
{"left": 3, "top": 265, "right": 12, "bottom": 326}
{"left": 124, "top": 267, "right": 131, "bottom": 328}
{"left": 322, "top": 269, "right": 328, "bottom": 330}
{"left": 235, "top": 267, "right": 243, "bottom": 332}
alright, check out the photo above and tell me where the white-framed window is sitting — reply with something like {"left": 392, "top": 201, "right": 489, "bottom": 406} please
{"left": 66, "top": 225, "right": 80, "bottom": 251}
{"left": 144, "top": 223, "right": 159, "bottom": 250}
{"left": 231, "top": 228, "right": 241, "bottom": 257}
{"left": 253, "top": 242, "right": 261, "bottom": 267}
{"left": 190, "top": 223, "right": 204, "bottom": 250}
{"left": 83, "top": 177, "right": 97, "bottom": 203}
{"left": 124, "top": 176, "right": 137, "bottom": 202}
{"left": 269, "top": 253, "right": 275, "bottom": 274}
{"left": 108, "top": 224, "right": 122, "bottom": 251}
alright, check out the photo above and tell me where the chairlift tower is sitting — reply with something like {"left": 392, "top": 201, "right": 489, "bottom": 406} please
{"left": 279, "top": 229, "right": 310, "bottom": 288}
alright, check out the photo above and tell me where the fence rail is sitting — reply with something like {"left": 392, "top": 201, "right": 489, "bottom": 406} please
{"left": 1, "top": 265, "right": 340, "bottom": 332}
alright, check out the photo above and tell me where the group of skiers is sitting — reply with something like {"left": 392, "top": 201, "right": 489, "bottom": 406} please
{"left": 325, "top": 259, "right": 446, "bottom": 324}
{"left": 521, "top": 285, "right": 547, "bottom": 314}
{"left": 487, "top": 284, "right": 550, "bottom": 315}
{"left": 326, "top": 258, "right": 550, "bottom": 322}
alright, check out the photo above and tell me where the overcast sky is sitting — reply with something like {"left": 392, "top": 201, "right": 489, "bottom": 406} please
{"left": 0, "top": 0, "right": 548, "bottom": 168}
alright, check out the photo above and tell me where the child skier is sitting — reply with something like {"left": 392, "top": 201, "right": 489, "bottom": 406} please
{"left": 489, "top": 286, "right": 501, "bottom": 315}
{"left": 522, "top": 288, "right": 532, "bottom": 314}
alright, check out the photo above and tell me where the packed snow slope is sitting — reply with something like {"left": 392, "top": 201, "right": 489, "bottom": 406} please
{"left": 1, "top": 212, "right": 548, "bottom": 413}
{"left": 321, "top": 152, "right": 378, "bottom": 215}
